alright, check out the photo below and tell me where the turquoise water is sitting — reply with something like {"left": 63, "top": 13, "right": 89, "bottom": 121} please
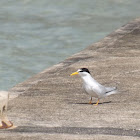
{"left": 0, "top": 0, "right": 140, "bottom": 90}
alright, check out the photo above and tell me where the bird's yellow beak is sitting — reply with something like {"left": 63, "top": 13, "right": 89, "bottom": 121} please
{"left": 70, "top": 71, "right": 79, "bottom": 76}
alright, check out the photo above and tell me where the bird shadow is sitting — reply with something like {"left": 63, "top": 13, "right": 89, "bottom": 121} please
{"left": 70, "top": 101, "right": 112, "bottom": 105}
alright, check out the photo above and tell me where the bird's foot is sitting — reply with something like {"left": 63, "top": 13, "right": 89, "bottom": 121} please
{"left": 89, "top": 100, "right": 92, "bottom": 104}
{"left": 94, "top": 99, "right": 99, "bottom": 106}
{"left": 0, "top": 121, "right": 13, "bottom": 129}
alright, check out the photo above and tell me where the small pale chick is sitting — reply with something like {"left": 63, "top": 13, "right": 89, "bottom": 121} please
{"left": 71, "top": 68, "right": 117, "bottom": 105}
{"left": 0, "top": 91, "right": 13, "bottom": 129}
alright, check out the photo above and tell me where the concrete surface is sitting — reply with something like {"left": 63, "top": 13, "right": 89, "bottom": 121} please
{"left": 0, "top": 18, "right": 140, "bottom": 139}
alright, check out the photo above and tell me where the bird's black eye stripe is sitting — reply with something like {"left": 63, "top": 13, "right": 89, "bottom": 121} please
{"left": 79, "top": 70, "right": 83, "bottom": 72}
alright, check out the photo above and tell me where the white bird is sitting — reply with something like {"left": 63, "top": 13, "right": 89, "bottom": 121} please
{"left": 71, "top": 68, "right": 117, "bottom": 105}
{"left": 0, "top": 91, "right": 13, "bottom": 129}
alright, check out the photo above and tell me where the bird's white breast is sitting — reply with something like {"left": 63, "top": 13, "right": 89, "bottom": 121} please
{"left": 81, "top": 74, "right": 103, "bottom": 98}
{"left": 83, "top": 83, "right": 98, "bottom": 98}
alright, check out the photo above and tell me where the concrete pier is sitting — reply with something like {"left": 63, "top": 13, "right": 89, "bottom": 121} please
{"left": 1, "top": 18, "right": 140, "bottom": 139}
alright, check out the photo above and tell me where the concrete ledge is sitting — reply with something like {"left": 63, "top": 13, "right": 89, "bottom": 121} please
{"left": 1, "top": 18, "right": 140, "bottom": 139}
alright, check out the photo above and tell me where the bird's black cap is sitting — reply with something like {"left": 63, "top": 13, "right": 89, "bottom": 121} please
{"left": 79, "top": 68, "right": 90, "bottom": 74}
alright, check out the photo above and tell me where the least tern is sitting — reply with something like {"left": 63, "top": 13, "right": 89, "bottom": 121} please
{"left": 71, "top": 68, "right": 117, "bottom": 105}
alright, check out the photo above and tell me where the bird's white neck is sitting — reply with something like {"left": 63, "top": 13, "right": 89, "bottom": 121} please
{"left": 80, "top": 74, "right": 96, "bottom": 85}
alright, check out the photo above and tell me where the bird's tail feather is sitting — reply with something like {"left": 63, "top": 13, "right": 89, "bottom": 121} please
{"left": 105, "top": 87, "right": 118, "bottom": 96}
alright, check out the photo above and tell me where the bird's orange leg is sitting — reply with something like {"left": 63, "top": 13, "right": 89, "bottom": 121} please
{"left": 94, "top": 99, "right": 99, "bottom": 106}
{"left": 89, "top": 97, "right": 92, "bottom": 104}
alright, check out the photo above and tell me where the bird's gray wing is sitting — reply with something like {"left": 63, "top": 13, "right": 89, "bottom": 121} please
{"left": 91, "top": 84, "right": 106, "bottom": 96}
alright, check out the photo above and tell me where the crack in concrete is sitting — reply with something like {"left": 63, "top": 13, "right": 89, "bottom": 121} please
{"left": 2, "top": 126, "right": 140, "bottom": 137}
